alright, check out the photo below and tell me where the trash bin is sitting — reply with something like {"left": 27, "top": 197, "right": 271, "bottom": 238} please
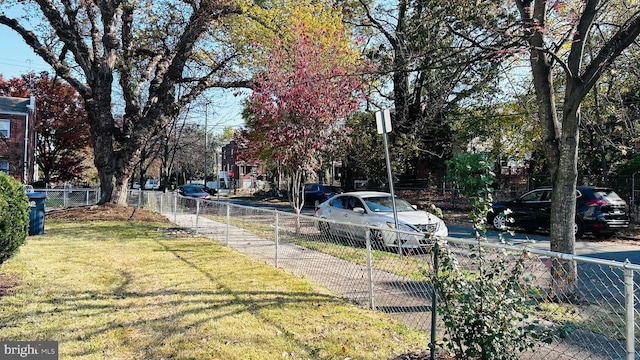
{"left": 26, "top": 192, "right": 47, "bottom": 236}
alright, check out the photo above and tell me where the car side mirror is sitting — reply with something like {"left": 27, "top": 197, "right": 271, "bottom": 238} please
{"left": 353, "top": 207, "right": 365, "bottom": 214}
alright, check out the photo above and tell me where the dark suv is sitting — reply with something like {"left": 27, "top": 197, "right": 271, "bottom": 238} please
{"left": 488, "top": 186, "right": 629, "bottom": 238}
{"left": 304, "top": 183, "right": 343, "bottom": 208}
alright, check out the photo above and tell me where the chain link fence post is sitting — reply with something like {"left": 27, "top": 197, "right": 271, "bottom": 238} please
{"left": 624, "top": 265, "right": 635, "bottom": 360}
{"left": 173, "top": 192, "right": 177, "bottom": 224}
{"left": 195, "top": 199, "right": 200, "bottom": 233}
{"left": 430, "top": 242, "right": 439, "bottom": 360}
{"left": 275, "top": 212, "right": 280, "bottom": 268}
{"left": 365, "top": 229, "right": 375, "bottom": 310}
{"left": 226, "top": 203, "right": 230, "bottom": 246}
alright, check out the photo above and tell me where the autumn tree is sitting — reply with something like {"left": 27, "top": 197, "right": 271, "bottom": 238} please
{"left": 0, "top": 72, "right": 91, "bottom": 184}
{"left": 0, "top": 0, "right": 247, "bottom": 205}
{"left": 241, "top": 18, "right": 368, "bottom": 214}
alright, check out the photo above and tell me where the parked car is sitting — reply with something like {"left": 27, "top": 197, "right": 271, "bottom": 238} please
{"left": 203, "top": 186, "right": 218, "bottom": 196}
{"left": 304, "top": 183, "right": 343, "bottom": 207}
{"left": 177, "top": 184, "right": 211, "bottom": 199}
{"left": 145, "top": 179, "right": 160, "bottom": 190}
{"left": 314, "top": 191, "right": 448, "bottom": 250}
{"left": 488, "top": 186, "right": 629, "bottom": 238}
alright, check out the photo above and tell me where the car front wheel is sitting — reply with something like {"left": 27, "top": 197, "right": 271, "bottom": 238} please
{"left": 370, "top": 229, "right": 386, "bottom": 250}
{"left": 489, "top": 213, "right": 508, "bottom": 231}
{"left": 319, "top": 221, "right": 331, "bottom": 237}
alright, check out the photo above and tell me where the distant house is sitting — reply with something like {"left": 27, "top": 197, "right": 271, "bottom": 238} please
{"left": 221, "top": 140, "right": 263, "bottom": 189}
{"left": 0, "top": 96, "right": 37, "bottom": 184}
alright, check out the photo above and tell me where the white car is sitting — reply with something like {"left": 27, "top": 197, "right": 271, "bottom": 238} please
{"left": 145, "top": 179, "right": 160, "bottom": 190}
{"left": 314, "top": 191, "right": 448, "bottom": 249}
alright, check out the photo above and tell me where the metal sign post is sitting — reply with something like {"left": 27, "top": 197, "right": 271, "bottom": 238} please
{"left": 376, "top": 109, "right": 401, "bottom": 258}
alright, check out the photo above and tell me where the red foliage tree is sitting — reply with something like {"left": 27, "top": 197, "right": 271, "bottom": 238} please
{"left": 242, "top": 23, "right": 368, "bottom": 213}
{"left": 0, "top": 73, "right": 91, "bottom": 184}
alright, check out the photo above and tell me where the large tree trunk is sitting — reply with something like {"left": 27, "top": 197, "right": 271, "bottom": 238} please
{"left": 92, "top": 132, "right": 137, "bottom": 205}
{"left": 86, "top": 88, "right": 139, "bottom": 206}
{"left": 85, "top": 76, "right": 117, "bottom": 205}
{"left": 528, "top": 23, "right": 580, "bottom": 299}
{"left": 548, "top": 108, "right": 581, "bottom": 300}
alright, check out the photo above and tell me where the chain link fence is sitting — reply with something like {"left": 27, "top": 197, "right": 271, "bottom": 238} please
{"left": 129, "top": 191, "right": 640, "bottom": 359}
{"left": 35, "top": 188, "right": 100, "bottom": 209}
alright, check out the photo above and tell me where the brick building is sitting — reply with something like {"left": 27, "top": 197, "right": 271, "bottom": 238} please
{"left": 0, "top": 96, "right": 37, "bottom": 184}
{"left": 221, "top": 140, "right": 263, "bottom": 189}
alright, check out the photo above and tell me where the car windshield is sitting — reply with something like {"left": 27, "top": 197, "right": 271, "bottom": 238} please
{"left": 184, "top": 186, "right": 204, "bottom": 194}
{"left": 364, "top": 196, "right": 415, "bottom": 212}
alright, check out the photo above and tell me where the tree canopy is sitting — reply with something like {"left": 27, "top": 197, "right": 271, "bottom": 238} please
{"left": 241, "top": 15, "right": 369, "bottom": 213}
{"left": 0, "top": 0, "right": 247, "bottom": 204}
{"left": 352, "top": 0, "right": 509, "bottom": 184}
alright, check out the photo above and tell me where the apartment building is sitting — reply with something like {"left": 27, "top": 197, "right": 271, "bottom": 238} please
{"left": 0, "top": 96, "right": 36, "bottom": 183}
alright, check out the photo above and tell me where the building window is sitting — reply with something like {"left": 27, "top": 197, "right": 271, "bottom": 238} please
{"left": 0, "top": 159, "right": 8, "bottom": 174}
{"left": 0, "top": 120, "right": 9, "bottom": 138}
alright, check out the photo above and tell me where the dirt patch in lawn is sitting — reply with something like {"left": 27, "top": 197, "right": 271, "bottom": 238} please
{"left": 45, "top": 203, "right": 171, "bottom": 223}
{"left": 0, "top": 274, "right": 18, "bottom": 297}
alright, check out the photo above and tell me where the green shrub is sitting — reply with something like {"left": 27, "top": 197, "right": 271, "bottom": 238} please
{"left": 432, "top": 153, "right": 555, "bottom": 359}
{"left": 0, "top": 173, "right": 29, "bottom": 265}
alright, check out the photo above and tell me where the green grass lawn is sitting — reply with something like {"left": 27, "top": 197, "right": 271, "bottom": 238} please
{"left": 0, "top": 220, "right": 428, "bottom": 359}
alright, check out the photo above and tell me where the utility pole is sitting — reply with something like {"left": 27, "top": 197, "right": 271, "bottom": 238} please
{"left": 204, "top": 102, "right": 208, "bottom": 186}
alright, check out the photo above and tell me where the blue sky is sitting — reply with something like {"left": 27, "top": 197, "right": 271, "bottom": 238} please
{"left": 0, "top": 26, "right": 244, "bottom": 134}
{"left": 0, "top": 27, "right": 52, "bottom": 78}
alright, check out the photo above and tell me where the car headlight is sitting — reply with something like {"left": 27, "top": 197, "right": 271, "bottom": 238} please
{"left": 386, "top": 222, "right": 420, "bottom": 232}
